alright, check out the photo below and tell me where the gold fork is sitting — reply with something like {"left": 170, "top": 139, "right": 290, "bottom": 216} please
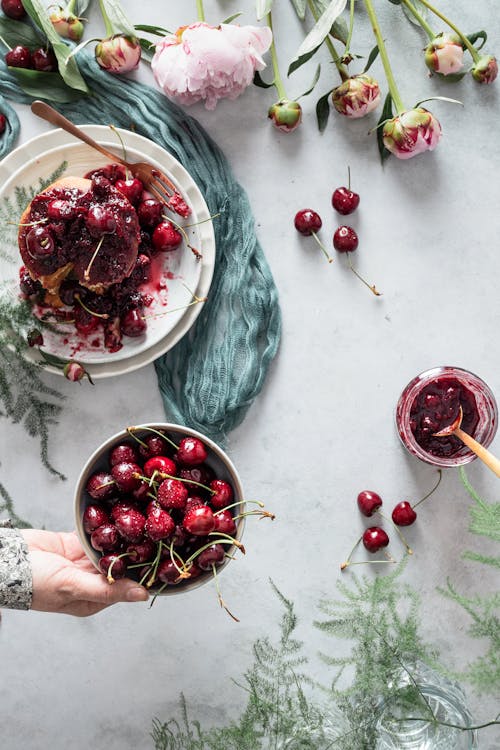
{"left": 30, "top": 100, "right": 191, "bottom": 218}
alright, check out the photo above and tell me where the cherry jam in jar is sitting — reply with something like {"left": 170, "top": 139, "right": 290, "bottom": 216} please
{"left": 396, "top": 367, "right": 498, "bottom": 467}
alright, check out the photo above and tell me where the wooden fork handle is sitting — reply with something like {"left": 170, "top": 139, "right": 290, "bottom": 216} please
{"left": 455, "top": 427, "right": 500, "bottom": 478}
{"left": 31, "top": 100, "right": 127, "bottom": 167}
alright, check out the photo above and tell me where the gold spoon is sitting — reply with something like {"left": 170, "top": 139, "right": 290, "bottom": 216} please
{"left": 433, "top": 406, "right": 500, "bottom": 478}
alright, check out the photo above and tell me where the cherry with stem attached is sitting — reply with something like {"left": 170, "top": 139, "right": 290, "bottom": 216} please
{"left": 332, "top": 167, "right": 360, "bottom": 215}
{"left": 333, "top": 226, "right": 382, "bottom": 296}
{"left": 294, "top": 209, "right": 333, "bottom": 264}
{"left": 392, "top": 470, "right": 442, "bottom": 526}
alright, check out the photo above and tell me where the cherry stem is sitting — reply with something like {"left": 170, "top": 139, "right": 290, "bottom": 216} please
{"left": 141, "top": 294, "right": 206, "bottom": 321}
{"left": 12, "top": 217, "right": 48, "bottom": 227}
{"left": 161, "top": 213, "right": 202, "bottom": 259}
{"left": 184, "top": 537, "right": 240, "bottom": 568}
{"left": 232, "top": 509, "right": 276, "bottom": 521}
{"left": 311, "top": 231, "right": 334, "bottom": 263}
{"left": 412, "top": 469, "right": 443, "bottom": 509}
{"left": 347, "top": 165, "right": 351, "bottom": 191}
{"left": 212, "top": 563, "right": 240, "bottom": 622}
{"left": 75, "top": 293, "right": 109, "bottom": 319}
{"left": 340, "top": 535, "right": 363, "bottom": 569}
{"left": 218, "top": 499, "right": 264, "bottom": 514}
{"left": 167, "top": 542, "right": 190, "bottom": 578}
{"left": 346, "top": 254, "right": 382, "bottom": 296}
{"left": 127, "top": 425, "right": 178, "bottom": 451}
{"left": 83, "top": 236, "right": 105, "bottom": 283}
{"left": 135, "top": 470, "right": 215, "bottom": 495}
{"left": 148, "top": 582, "right": 168, "bottom": 608}
{"left": 341, "top": 559, "right": 397, "bottom": 570}
{"left": 378, "top": 511, "right": 413, "bottom": 555}
{"left": 208, "top": 531, "right": 245, "bottom": 553}
{"left": 106, "top": 551, "right": 130, "bottom": 583}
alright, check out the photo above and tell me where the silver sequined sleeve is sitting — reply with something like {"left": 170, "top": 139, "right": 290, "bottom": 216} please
{"left": 0, "top": 519, "right": 32, "bottom": 610}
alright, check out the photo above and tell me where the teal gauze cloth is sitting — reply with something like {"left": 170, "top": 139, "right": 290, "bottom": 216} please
{"left": 0, "top": 55, "right": 281, "bottom": 445}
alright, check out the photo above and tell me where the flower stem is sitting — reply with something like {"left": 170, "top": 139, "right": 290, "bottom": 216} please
{"left": 400, "top": 0, "right": 435, "bottom": 40}
{"left": 362, "top": 0, "right": 405, "bottom": 114}
{"left": 416, "top": 0, "right": 479, "bottom": 60}
{"left": 196, "top": 0, "right": 205, "bottom": 22}
{"left": 345, "top": 0, "right": 355, "bottom": 56}
{"left": 267, "top": 11, "right": 287, "bottom": 100}
{"left": 66, "top": 0, "right": 77, "bottom": 15}
{"left": 308, "top": 0, "right": 349, "bottom": 81}
{"left": 97, "top": 0, "right": 114, "bottom": 37}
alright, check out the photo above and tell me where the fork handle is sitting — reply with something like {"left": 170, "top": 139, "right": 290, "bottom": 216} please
{"left": 31, "top": 100, "right": 127, "bottom": 167}
{"left": 455, "top": 427, "right": 500, "bottom": 478}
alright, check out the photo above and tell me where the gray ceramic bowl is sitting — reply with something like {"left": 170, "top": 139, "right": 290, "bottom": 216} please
{"left": 74, "top": 423, "right": 245, "bottom": 595}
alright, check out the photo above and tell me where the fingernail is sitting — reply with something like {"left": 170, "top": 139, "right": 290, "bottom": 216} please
{"left": 126, "top": 587, "right": 149, "bottom": 602}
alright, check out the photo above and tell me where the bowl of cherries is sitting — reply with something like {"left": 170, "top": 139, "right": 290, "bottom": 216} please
{"left": 74, "top": 423, "right": 246, "bottom": 601}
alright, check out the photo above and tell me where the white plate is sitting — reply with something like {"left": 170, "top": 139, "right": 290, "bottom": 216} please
{"left": 0, "top": 126, "right": 215, "bottom": 378}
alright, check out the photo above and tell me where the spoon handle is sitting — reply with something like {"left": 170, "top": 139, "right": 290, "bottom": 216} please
{"left": 31, "top": 100, "right": 126, "bottom": 166}
{"left": 455, "top": 428, "right": 500, "bottom": 478}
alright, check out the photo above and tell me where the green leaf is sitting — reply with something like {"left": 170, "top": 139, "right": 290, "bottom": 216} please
{"left": 402, "top": 0, "right": 428, "bottom": 25}
{"left": 316, "top": 90, "right": 332, "bottom": 132}
{"left": 99, "top": 0, "right": 136, "bottom": 37}
{"left": 253, "top": 70, "right": 274, "bottom": 89}
{"left": 137, "top": 37, "right": 155, "bottom": 62}
{"left": 134, "top": 24, "right": 171, "bottom": 36}
{"left": 256, "top": 0, "right": 273, "bottom": 21}
{"left": 363, "top": 44, "right": 379, "bottom": 73}
{"left": 221, "top": 13, "right": 243, "bottom": 25}
{"left": 377, "top": 92, "right": 393, "bottom": 163}
{"left": 414, "top": 96, "right": 463, "bottom": 107}
{"left": 297, "top": 64, "right": 321, "bottom": 99}
{"left": 0, "top": 16, "right": 44, "bottom": 47}
{"left": 466, "top": 30, "right": 487, "bottom": 51}
{"left": 294, "top": 0, "right": 347, "bottom": 60}
{"left": 288, "top": 44, "right": 321, "bottom": 76}
{"left": 75, "top": 0, "right": 91, "bottom": 13}
{"left": 289, "top": 0, "right": 308, "bottom": 20}
{"left": 387, "top": 0, "right": 401, "bottom": 4}
{"left": 21, "top": 0, "right": 90, "bottom": 93}
{"left": 8, "top": 66, "right": 86, "bottom": 102}
{"left": 330, "top": 16, "right": 348, "bottom": 44}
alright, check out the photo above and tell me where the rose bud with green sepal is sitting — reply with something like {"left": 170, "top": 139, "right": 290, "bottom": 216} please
{"left": 268, "top": 100, "right": 302, "bottom": 133}
{"left": 50, "top": 3, "right": 84, "bottom": 42}
{"left": 95, "top": 34, "right": 141, "bottom": 74}
{"left": 332, "top": 74, "right": 381, "bottom": 118}
{"left": 424, "top": 33, "right": 464, "bottom": 76}
{"left": 382, "top": 108, "right": 441, "bottom": 160}
{"left": 471, "top": 55, "right": 498, "bottom": 84}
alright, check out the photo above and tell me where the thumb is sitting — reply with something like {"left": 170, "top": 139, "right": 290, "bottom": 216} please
{"left": 72, "top": 569, "right": 150, "bottom": 605}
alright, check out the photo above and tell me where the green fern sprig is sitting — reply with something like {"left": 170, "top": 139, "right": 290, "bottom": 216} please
{"left": 0, "top": 482, "right": 32, "bottom": 528}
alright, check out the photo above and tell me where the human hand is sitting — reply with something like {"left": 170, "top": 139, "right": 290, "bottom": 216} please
{"left": 21, "top": 529, "right": 149, "bottom": 617}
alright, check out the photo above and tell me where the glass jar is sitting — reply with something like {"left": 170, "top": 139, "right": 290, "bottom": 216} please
{"left": 396, "top": 366, "right": 498, "bottom": 468}
{"left": 375, "top": 662, "right": 478, "bottom": 750}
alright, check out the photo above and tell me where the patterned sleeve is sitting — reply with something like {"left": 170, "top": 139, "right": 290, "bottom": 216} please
{"left": 0, "top": 519, "right": 32, "bottom": 610}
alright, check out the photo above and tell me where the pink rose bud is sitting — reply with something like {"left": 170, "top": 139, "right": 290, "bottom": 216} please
{"left": 49, "top": 7, "right": 84, "bottom": 42}
{"left": 424, "top": 32, "right": 464, "bottom": 76}
{"left": 382, "top": 107, "right": 442, "bottom": 160}
{"left": 63, "top": 360, "right": 92, "bottom": 383}
{"left": 471, "top": 54, "right": 498, "bottom": 84}
{"left": 332, "top": 74, "right": 381, "bottom": 118}
{"left": 268, "top": 100, "right": 302, "bottom": 133}
{"left": 95, "top": 34, "right": 141, "bottom": 74}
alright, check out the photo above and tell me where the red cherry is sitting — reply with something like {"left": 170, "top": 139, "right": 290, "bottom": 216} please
{"left": 5, "top": 45, "right": 32, "bottom": 68}
{"left": 83, "top": 504, "right": 110, "bottom": 534}
{"left": 114, "top": 508, "right": 146, "bottom": 543}
{"left": 332, "top": 186, "right": 360, "bottom": 215}
{"left": 362, "top": 526, "right": 389, "bottom": 553}
{"left": 114, "top": 178, "right": 143, "bottom": 205}
{"left": 294, "top": 209, "right": 322, "bottom": 236}
{"left": 74, "top": 305, "right": 100, "bottom": 335}
{"left": 209, "top": 479, "right": 234, "bottom": 510}
{"left": 111, "top": 461, "right": 142, "bottom": 492}
{"left": 109, "top": 443, "right": 138, "bottom": 466}
{"left": 0, "top": 114, "right": 7, "bottom": 135}
{"left": 185, "top": 496, "right": 205, "bottom": 513}
{"left": 86, "top": 205, "right": 117, "bottom": 237}
{"left": 126, "top": 539, "right": 155, "bottom": 563}
{"left": 157, "top": 558, "right": 182, "bottom": 584}
{"left": 176, "top": 437, "right": 208, "bottom": 466}
{"left": 1, "top": 0, "right": 26, "bottom": 19}
{"left": 333, "top": 225, "right": 358, "bottom": 253}
{"left": 110, "top": 501, "right": 138, "bottom": 521}
{"left": 151, "top": 220, "right": 182, "bottom": 252}
{"left": 137, "top": 198, "right": 163, "bottom": 228}
{"left": 197, "top": 543, "right": 225, "bottom": 571}
{"left": 143, "top": 455, "right": 177, "bottom": 478}
{"left": 392, "top": 501, "right": 417, "bottom": 526}
{"left": 99, "top": 554, "right": 127, "bottom": 581}
{"left": 120, "top": 308, "right": 146, "bottom": 338}
{"left": 86, "top": 471, "right": 115, "bottom": 501}
{"left": 214, "top": 509, "right": 236, "bottom": 535}
{"left": 90, "top": 523, "right": 120, "bottom": 553}
{"left": 357, "top": 490, "right": 382, "bottom": 517}
{"left": 144, "top": 506, "right": 175, "bottom": 541}
{"left": 157, "top": 477, "right": 188, "bottom": 510}
{"left": 25, "top": 226, "right": 54, "bottom": 257}
{"left": 32, "top": 48, "right": 57, "bottom": 72}
{"left": 138, "top": 434, "right": 169, "bottom": 460}
{"left": 183, "top": 506, "right": 215, "bottom": 536}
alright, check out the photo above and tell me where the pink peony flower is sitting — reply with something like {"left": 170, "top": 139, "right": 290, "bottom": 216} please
{"left": 268, "top": 99, "right": 302, "bottom": 133}
{"left": 382, "top": 108, "right": 442, "bottom": 160}
{"left": 95, "top": 34, "right": 141, "bottom": 74}
{"left": 332, "top": 74, "right": 381, "bottom": 118}
{"left": 424, "top": 33, "right": 464, "bottom": 76}
{"left": 151, "top": 23, "right": 272, "bottom": 110}
{"left": 471, "top": 54, "right": 498, "bottom": 84}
